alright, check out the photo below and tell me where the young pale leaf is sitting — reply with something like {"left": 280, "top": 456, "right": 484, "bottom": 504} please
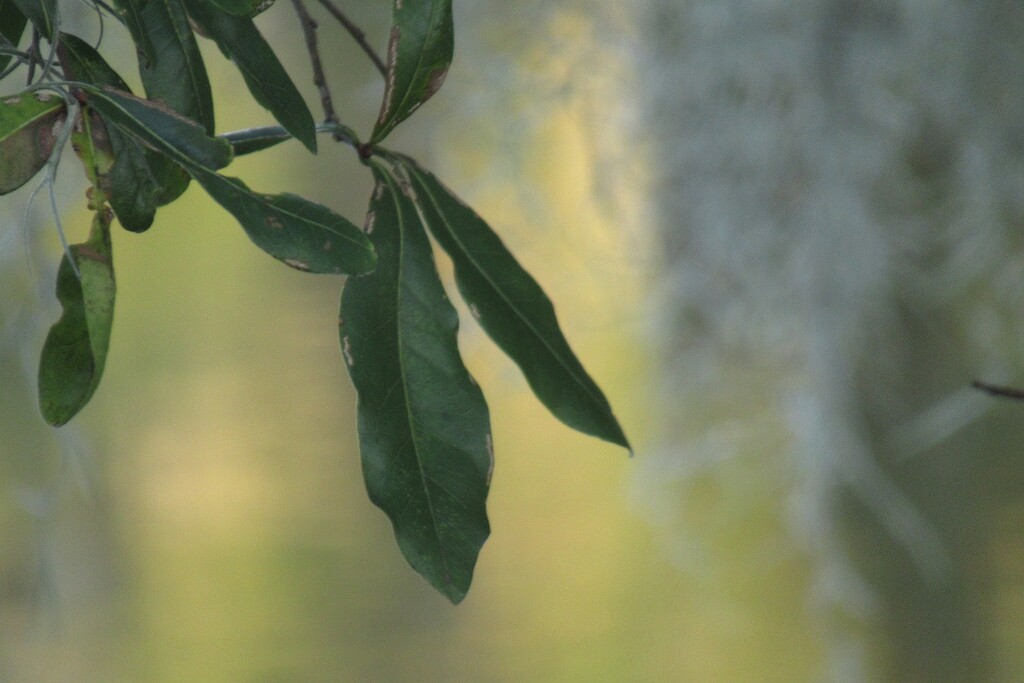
{"left": 58, "top": 34, "right": 161, "bottom": 231}
{"left": 114, "top": 0, "right": 214, "bottom": 133}
{"left": 0, "top": 92, "right": 65, "bottom": 195}
{"left": 341, "top": 163, "right": 492, "bottom": 603}
{"left": 0, "top": 0, "right": 28, "bottom": 72}
{"left": 370, "top": 0, "right": 453, "bottom": 144}
{"left": 395, "top": 156, "right": 630, "bottom": 451}
{"left": 184, "top": 0, "right": 316, "bottom": 152}
{"left": 38, "top": 210, "right": 116, "bottom": 426}
{"left": 10, "top": 0, "right": 54, "bottom": 39}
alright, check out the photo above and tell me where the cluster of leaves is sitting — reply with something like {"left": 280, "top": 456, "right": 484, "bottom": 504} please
{"left": 0, "top": 0, "right": 629, "bottom": 602}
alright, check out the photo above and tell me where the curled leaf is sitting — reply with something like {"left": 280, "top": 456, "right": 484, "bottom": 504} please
{"left": 394, "top": 155, "right": 630, "bottom": 451}
{"left": 371, "top": 0, "right": 453, "bottom": 144}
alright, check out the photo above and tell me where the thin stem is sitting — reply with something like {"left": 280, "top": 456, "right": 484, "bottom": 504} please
{"left": 972, "top": 380, "right": 1024, "bottom": 401}
{"left": 314, "top": 0, "right": 387, "bottom": 78}
{"left": 290, "top": 0, "right": 338, "bottom": 126}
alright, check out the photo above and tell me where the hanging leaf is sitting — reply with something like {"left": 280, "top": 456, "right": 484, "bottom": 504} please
{"left": 38, "top": 209, "right": 116, "bottom": 426}
{"left": 0, "top": 0, "right": 28, "bottom": 72}
{"left": 10, "top": 0, "right": 54, "bottom": 40}
{"left": 341, "top": 162, "right": 492, "bottom": 603}
{"left": 393, "top": 155, "right": 630, "bottom": 451}
{"left": 0, "top": 91, "right": 65, "bottom": 195}
{"left": 191, "top": 173, "right": 376, "bottom": 274}
{"left": 206, "top": 0, "right": 274, "bottom": 18}
{"left": 81, "top": 86, "right": 375, "bottom": 274}
{"left": 58, "top": 33, "right": 162, "bottom": 231}
{"left": 371, "top": 0, "right": 453, "bottom": 144}
{"left": 184, "top": 0, "right": 316, "bottom": 152}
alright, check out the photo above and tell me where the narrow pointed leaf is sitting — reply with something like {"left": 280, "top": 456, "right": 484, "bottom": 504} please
{"left": 341, "top": 163, "right": 492, "bottom": 603}
{"left": 185, "top": 0, "right": 316, "bottom": 152}
{"left": 38, "top": 210, "right": 116, "bottom": 426}
{"left": 0, "top": 0, "right": 28, "bottom": 72}
{"left": 192, "top": 173, "right": 376, "bottom": 274}
{"left": 206, "top": 0, "right": 274, "bottom": 18}
{"left": 10, "top": 0, "right": 54, "bottom": 39}
{"left": 371, "top": 0, "right": 453, "bottom": 144}
{"left": 0, "top": 91, "right": 65, "bottom": 195}
{"left": 395, "top": 156, "right": 630, "bottom": 450}
{"left": 82, "top": 86, "right": 232, "bottom": 171}
{"left": 220, "top": 125, "right": 293, "bottom": 155}
{"left": 58, "top": 34, "right": 161, "bottom": 231}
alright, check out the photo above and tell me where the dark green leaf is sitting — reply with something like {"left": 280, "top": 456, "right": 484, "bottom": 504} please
{"left": 82, "top": 86, "right": 232, "bottom": 171}
{"left": 206, "top": 0, "right": 274, "bottom": 18}
{"left": 0, "top": 91, "right": 65, "bottom": 195}
{"left": 220, "top": 125, "right": 292, "bottom": 155}
{"left": 0, "top": 0, "right": 28, "bottom": 72}
{"left": 341, "top": 162, "right": 492, "bottom": 603}
{"left": 10, "top": 0, "right": 54, "bottom": 40}
{"left": 38, "top": 210, "right": 116, "bottom": 426}
{"left": 81, "top": 85, "right": 374, "bottom": 274}
{"left": 192, "top": 173, "right": 376, "bottom": 274}
{"left": 371, "top": 0, "right": 453, "bottom": 144}
{"left": 57, "top": 34, "right": 161, "bottom": 231}
{"left": 113, "top": 0, "right": 214, "bottom": 133}
{"left": 185, "top": 0, "right": 316, "bottom": 152}
{"left": 395, "top": 155, "right": 630, "bottom": 451}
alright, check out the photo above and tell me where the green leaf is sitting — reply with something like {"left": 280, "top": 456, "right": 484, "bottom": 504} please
{"left": 82, "top": 86, "right": 233, "bottom": 171}
{"left": 111, "top": 0, "right": 213, "bottom": 204}
{"left": 206, "top": 0, "right": 274, "bottom": 18}
{"left": 371, "top": 0, "right": 453, "bottom": 144}
{"left": 191, "top": 174, "right": 376, "bottom": 274}
{"left": 0, "top": 0, "right": 28, "bottom": 72}
{"left": 220, "top": 125, "right": 293, "bottom": 155}
{"left": 10, "top": 0, "right": 55, "bottom": 40}
{"left": 184, "top": 0, "right": 316, "bottom": 152}
{"left": 394, "top": 155, "right": 631, "bottom": 451}
{"left": 81, "top": 86, "right": 375, "bottom": 274}
{"left": 0, "top": 91, "right": 65, "bottom": 195}
{"left": 38, "top": 210, "right": 116, "bottom": 426}
{"left": 57, "top": 34, "right": 161, "bottom": 231}
{"left": 113, "top": 0, "right": 214, "bottom": 138}
{"left": 341, "top": 162, "right": 492, "bottom": 603}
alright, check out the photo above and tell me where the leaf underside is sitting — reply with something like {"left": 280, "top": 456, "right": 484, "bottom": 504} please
{"left": 341, "top": 162, "right": 492, "bottom": 603}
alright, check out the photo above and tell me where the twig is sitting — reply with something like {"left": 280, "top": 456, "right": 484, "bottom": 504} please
{"left": 314, "top": 0, "right": 387, "bottom": 77}
{"left": 26, "top": 29, "right": 40, "bottom": 85}
{"left": 290, "top": 0, "right": 338, "bottom": 125}
{"left": 972, "top": 379, "right": 1024, "bottom": 400}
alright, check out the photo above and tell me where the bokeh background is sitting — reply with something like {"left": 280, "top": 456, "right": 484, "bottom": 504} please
{"left": 2, "top": 1, "right": 1024, "bottom": 681}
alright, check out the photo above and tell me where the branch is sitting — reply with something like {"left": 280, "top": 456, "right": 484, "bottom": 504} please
{"left": 972, "top": 379, "right": 1024, "bottom": 400}
{"left": 314, "top": 0, "right": 387, "bottom": 78}
{"left": 290, "top": 0, "right": 338, "bottom": 125}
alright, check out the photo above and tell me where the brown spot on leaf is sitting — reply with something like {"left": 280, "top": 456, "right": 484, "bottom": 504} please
{"left": 284, "top": 258, "right": 309, "bottom": 271}
{"left": 424, "top": 67, "right": 449, "bottom": 99}
{"left": 323, "top": 240, "right": 333, "bottom": 251}
{"left": 342, "top": 336, "right": 354, "bottom": 366}
{"left": 266, "top": 215, "right": 284, "bottom": 230}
